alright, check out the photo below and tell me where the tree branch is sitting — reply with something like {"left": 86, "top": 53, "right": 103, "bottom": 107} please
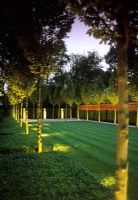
{"left": 89, "top": 0, "right": 114, "bottom": 35}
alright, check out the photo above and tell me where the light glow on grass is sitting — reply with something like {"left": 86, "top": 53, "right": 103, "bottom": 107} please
{"left": 42, "top": 132, "right": 64, "bottom": 137}
{"left": 53, "top": 144, "right": 71, "bottom": 152}
{"left": 100, "top": 176, "right": 115, "bottom": 187}
{"left": 28, "top": 124, "right": 33, "bottom": 127}
{"left": 32, "top": 127, "right": 37, "bottom": 131}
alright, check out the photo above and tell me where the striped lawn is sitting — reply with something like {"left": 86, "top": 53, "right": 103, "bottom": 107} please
{"left": 30, "top": 121, "right": 138, "bottom": 200}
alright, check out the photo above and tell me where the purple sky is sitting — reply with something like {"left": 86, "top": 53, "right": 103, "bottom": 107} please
{"left": 64, "top": 18, "right": 110, "bottom": 69}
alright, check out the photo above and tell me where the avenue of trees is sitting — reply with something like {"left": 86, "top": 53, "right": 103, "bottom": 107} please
{"left": 0, "top": 1, "right": 138, "bottom": 200}
{"left": 0, "top": 0, "right": 74, "bottom": 153}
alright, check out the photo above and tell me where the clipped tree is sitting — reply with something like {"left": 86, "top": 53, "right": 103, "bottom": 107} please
{"left": 6, "top": 88, "right": 22, "bottom": 122}
{"left": 70, "top": 52, "right": 103, "bottom": 120}
{"left": 93, "top": 91, "right": 104, "bottom": 123}
{"left": 81, "top": 85, "right": 95, "bottom": 121}
{"left": 7, "top": 67, "right": 36, "bottom": 132}
{"left": 73, "top": 84, "right": 82, "bottom": 120}
{"left": 106, "top": 86, "right": 119, "bottom": 124}
{"left": 92, "top": 76, "right": 105, "bottom": 122}
{"left": 106, "top": 75, "right": 119, "bottom": 124}
{"left": 61, "top": 73, "right": 75, "bottom": 119}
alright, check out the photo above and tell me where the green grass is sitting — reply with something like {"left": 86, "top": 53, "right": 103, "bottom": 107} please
{"left": 36, "top": 120, "right": 138, "bottom": 200}
{"left": 0, "top": 117, "right": 138, "bottom": 200}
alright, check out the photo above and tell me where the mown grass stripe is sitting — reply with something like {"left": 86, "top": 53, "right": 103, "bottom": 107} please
{"left": 49, "top": 122, "right": 116, "bottom": 143}
{"left": 44, "top": 124, "right": 115, "bottom": 166}
{"left": 47, "top": 122, "right": 117, "bottom": 152}
{"left": 47, "top": 123, "right": 116, "bottom": 156}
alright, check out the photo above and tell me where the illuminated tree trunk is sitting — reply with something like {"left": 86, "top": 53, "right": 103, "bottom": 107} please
{"left": 86, "top": 105, "right": 88, "bottom": 121}
{"left": 77, "top": 104, "right": 80, "bottom": 120}
{"left": 25, "top": 96, "right": 29, "bottom": 134}
{"left": 13, "top": 105, "right": 15, "bottom": 118}
{"left": 114, "top": 109, "right": 117, "bottom": 124}
{"left": 98, "top": 104, "right": 100, "bottom": 122}
{"left": 52, "top": 104, "right": 55, "bottom": 119}
{"left": 37, "top": 79, "right": 42, "bottom": 153}
{"left": 115, "top": 41, "right": 129, "bottom": 200}
{"left": 20, "top": 102, "right": 23, "bottom": 127}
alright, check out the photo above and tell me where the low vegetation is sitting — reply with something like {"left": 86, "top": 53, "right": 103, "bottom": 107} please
{"left": 0, "top": 117, "right": 113, "bottom": 200}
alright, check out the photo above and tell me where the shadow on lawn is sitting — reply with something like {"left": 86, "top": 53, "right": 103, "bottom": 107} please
{"left": 0, "top": 118, "right": 115, "bottom": 200}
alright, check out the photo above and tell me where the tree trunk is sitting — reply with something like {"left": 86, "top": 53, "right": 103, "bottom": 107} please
{"left": 25, "top": 96, "right": 29, "bottom": 134}
{"left": 98, "top": 104, "right": 100, "bottom": 122}
{"left": 20, "top": 102, "right": 23, "bottom": 127}
{"left": 52, "top": 104, "right": 55, "bottom": 119}
{"left": 77, "top": 104, "right": 80, "bottom": 120}
{"left": 41, "top": 105, "right": 43, "bottom": 119}
{"left": 17, "top": 104, "right": 20, "bottom": 123}
{"left": 86, "top": 105, "right": 88, "bottom": 121}
{"left": 114, "top": 109, "right": 117, "bottom": 124}
{"left": 37, "top": 79, "right": 42, "bottom": 153}
{"left": 58, "top": 105, "right": 60, "bottom": 119}
{"left": 70, "top": 105, "right": 72, "bottom": 119}
{"left": 65, "top": 104, "right": 67, "bottom": 119}
{"left": 114, "top": 41, "right": 129, "bottom": 200}
{"left": 13, "top": 105, "right": 15, "bottom": 118}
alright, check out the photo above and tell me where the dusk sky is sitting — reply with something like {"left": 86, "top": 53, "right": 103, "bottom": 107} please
{"left": 64, "top": 18, "right": 110, "bottom": 69}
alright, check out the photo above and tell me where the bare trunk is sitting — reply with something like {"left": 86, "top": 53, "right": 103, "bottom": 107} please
{"left": 98, "top": 104, "right": 100, "bottom": 122}
{"left": 115, "top": 41, "right": 129, "bottom": 200}
{"left": 77, "top": 104, "right": 80, "bottom": 120}
{"left": 58, "top": 105, "right": 60, "bottom": 119}
{"left": 37, "top": 79, "right": 42, "bottom": 153}
{"left": 17, "top": 104, "right": 20, "bottom": 123}
{"left": 13, "top": 105, "right": 15, "bottom": 119}
{"left": 114, "top": 109, "right": 117, "bottom": 124}
{"left": 20, "top": 102, "right": 23, "bottom": 127}
{"left": 25, "top": 96, "right": 29, "bottom": 134}
{"left": 70, "top": 105, "right": 72, "bottom": 119}
{"left": 86, "top": 105, "right": 88, "bottom": 121}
